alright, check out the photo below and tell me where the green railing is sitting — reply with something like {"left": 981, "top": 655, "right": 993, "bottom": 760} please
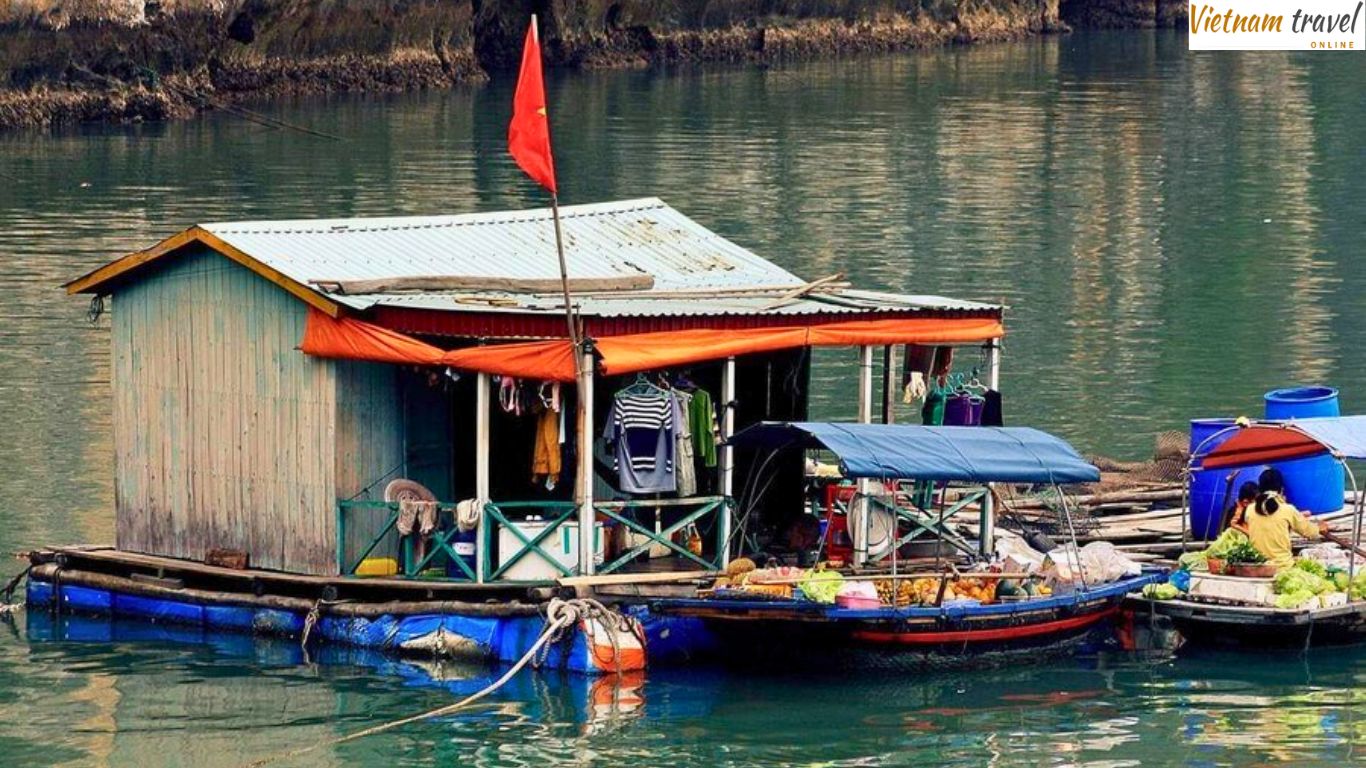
{"left": 594, "top": 496, "right": 729, "bottom": 574}
{"left": 336, "top": 500, "right": 477, "bottom": 580}
{"left": 480, "top": 500, "right": 580, "bottom": 582}
{"left": 338, "top": 495, "right": 733, "bottom": 582}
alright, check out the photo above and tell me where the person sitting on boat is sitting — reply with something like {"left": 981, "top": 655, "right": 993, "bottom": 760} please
{"left": 1245, "top": 468, "right": 1329, "bottom": 569}
{"left": 1218, "top": 481, "right": 1259, "bottom": 535}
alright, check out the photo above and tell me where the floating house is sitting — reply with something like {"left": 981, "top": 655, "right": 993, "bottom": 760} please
{"left": 33, "top": 197, "right": 1007, "bottom": 670}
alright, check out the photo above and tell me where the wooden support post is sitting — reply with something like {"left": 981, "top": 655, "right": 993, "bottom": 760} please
{"left": 980, "top": 339, "right": 1001, "bottom": 556}
{"left": 475, "top": 372, "right": 490, "bottom": 582}
{"left": 881, "top": 344, "right": 896, "bottom": 424}
{"left": 855, "top": 345, "right": 874, "bottom": 565}
{"left": 577, "top": 346, "right": 596, "bottom": 576}
{"left": 719, "top": 356, "right": 736, "bottom": 566}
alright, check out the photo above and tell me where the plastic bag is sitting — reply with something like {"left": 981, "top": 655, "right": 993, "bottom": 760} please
{"left": 1298, "top": 543, "right": 1350, "bottom": 572}
{"left": 1043, "top": 541, "right": 1141, "bottom": 585}
{"left": 995, "top": 535, "right": 1047, "bottom": 574}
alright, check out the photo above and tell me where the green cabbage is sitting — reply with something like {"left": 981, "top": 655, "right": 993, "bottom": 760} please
{"left": 1293, "top": 558, "right": 1327, "bottom": 578}
{"left": 1205, "top": 529, "right": 1250, "bottom": 559}
{"left": 1274, "top": 590, "right": 1317, "bottom": 609}
{"left": 1178, "top": 551, "right": 1209, "bottom": 572}
{"left": 1351, "top": 572, "right": 1366, "bottom": 601}
{"left": 798, "top": 570, "right": 844, "bottom": 604}
{"left": 1273, "top": 569, "right": 1333, "bottom": 596}
{"left": 1142, "top": 583, "right": 1181, "bottom": 600}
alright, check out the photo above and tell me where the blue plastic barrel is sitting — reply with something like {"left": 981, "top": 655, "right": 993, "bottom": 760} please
{"left": 1189, "top": 419, "right": 1261, "bottom": 541}
{"left": 1265, "top": 386, "right": 1340, "bottom": 419}
{"left": 1264, "top": 386, "right": 1344, "bottom": 513}
{"left": 447, "top": 528, "right": 478, "bottom": 578}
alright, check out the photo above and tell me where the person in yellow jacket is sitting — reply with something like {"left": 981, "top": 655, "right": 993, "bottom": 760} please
{"left": 1244, "top": 469, "right": 1329, "bottom": 569}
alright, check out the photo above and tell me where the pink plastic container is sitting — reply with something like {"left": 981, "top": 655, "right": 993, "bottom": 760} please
{"left": 836, "top": 594, "right": 882, "bottom": 610}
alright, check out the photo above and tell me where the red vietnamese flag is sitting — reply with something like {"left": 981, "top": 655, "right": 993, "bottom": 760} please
{"left": 508, "top": 16, "right": 557, "bottom": 194}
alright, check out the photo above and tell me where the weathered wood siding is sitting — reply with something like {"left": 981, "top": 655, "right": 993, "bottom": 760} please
{"left": 110, "top": 247, "right": 404, "bottom": 575}
{"left": 335, "top": 360, "right": 404, "bottom": 564}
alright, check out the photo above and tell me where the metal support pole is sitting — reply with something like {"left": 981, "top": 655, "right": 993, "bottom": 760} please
{"left": 577, "top": 346, "right": 596, "bottom": 576}
{"left": 856, "top": 345, "right": 874, "bottom": 565}
{"left": 980, "top": 340, "right": 1001, "bottom": 557}
{"left": 719, "top": 356, "right": 736, "bottom": 566}
{"left": 475, "top": 372, "right": 490, "bottom": 583}
{"left": 881, "top": 345, "right": 896, "bottom": 424}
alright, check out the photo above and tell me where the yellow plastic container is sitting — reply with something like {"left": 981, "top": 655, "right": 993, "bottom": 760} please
{"left": 354, "top": 557, "right": 399, "bottom": 577}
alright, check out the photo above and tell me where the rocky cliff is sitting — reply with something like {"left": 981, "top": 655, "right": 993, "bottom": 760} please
{"left": 0, "top": 0, "right": 1099, "bottom": 129}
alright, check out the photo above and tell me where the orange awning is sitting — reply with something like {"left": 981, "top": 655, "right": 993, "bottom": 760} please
{"left": 442, "top": 338, "right": 579, "bottom": 382}
{"left": 301, "top": 308, "right": 1004, "bottom": 382}
{"left": 301, "top": 309, "right": 445, "bottom": 365}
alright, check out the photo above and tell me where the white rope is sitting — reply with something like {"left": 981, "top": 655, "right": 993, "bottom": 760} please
{"left": 245, "top": 597, "right": 625, "bottom": 767}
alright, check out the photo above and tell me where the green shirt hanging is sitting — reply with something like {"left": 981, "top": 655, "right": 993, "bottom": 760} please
{"left": 688, "top": 388, "right": 719, "bottom": 468}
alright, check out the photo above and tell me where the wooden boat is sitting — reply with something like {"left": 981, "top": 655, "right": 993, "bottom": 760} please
{"left": 1131, "top": 416, "right": 1366, "bottom": 648}
{"left": 653, "top": 572, "right": 1161, "bottom": 669}
{"left": 644, "top": 421, "right": 1163, "bottom": 668}
{"left": 1127, "top": 595, "right": 1366, "bottom": 648}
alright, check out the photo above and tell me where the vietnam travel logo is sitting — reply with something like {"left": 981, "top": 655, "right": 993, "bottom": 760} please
{"left": 1189, "top": 0, "right": 1364, "bottom": 49}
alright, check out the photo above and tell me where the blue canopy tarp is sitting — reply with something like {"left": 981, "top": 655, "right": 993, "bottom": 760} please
{"left": 1199, "top": 415, "right": 1366, "bottom": 469}
{"left": 727, "top": 422, "right": 1100, "bottom": 484}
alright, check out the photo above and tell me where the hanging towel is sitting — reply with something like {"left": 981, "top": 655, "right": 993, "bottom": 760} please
{"left": 398, "top": 499, "right": 439, "bottom": 536}
{"left": 605, "top": 393, "right": 677, "bottom": 494}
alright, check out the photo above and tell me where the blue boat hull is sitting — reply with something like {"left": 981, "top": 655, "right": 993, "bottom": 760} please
{"left": 24, "top": 577, "right": 646, "bottom": 674}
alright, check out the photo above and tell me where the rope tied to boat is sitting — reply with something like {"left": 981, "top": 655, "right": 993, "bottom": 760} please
{"left": 244, "top": 597, "right": 631, "bottom": 767}
{"left": 299, "top": 599, "right": 323, "bottom": 660}
{"left": 537, "top": 596, "right": 635, "bottom": 671}
{"left": 0, "top": 564, "right": 31, "bottom": 615}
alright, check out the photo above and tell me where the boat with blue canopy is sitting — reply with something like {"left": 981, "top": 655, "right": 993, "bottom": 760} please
{"left": 1130, "top": 416, "right": 1366, "bottom": 648}
{"left": 646, "top": 421, "right": 1163, "bottom": 669}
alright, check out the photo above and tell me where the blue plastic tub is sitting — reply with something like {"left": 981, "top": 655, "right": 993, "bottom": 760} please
{"left": 1263, "top": 386, "right": 1344, "bottom": 513}
{"left": 1188, "top": 419, "right": 1261, "bottom": 541}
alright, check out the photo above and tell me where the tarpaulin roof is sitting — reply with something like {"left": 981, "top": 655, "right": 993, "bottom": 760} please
{"left": 300, "top": 309, "right": 1005, "bottom": 382}
{"left": 1198, "top": 416, "right": 1366, "bottom": 470}
{"left": 727, "top": 422, "right": 1100, "bottom": 484}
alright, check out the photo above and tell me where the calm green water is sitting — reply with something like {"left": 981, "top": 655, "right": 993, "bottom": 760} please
{"left": 2, "top": 27, "right": 1365, "bottom": 766}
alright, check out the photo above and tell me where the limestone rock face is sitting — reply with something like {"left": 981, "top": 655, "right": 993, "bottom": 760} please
{"left": 4, "top": 0, "right": 1149, "bottom": 129}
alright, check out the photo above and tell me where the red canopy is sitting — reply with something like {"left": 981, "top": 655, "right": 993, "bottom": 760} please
{"left": 1199, "top": 426, "right": 1329, "bottom": 469}
{"left": 301, "top": 309, "right": 1004, "bottom": 382}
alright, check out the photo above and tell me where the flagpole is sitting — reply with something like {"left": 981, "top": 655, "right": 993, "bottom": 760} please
{"left": 549, "top": 192, "right": 583, "bottom": 381}
{"left": 513, "top": 14, "right": 593, "bottom": 572}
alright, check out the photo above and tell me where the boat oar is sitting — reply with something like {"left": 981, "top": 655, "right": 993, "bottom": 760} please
{"left": 1322, "top": 530, "right": 1366, "bottom": 559}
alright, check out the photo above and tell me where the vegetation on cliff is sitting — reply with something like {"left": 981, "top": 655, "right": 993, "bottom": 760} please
{"left": 0, "top": 0, "right": 1180, "bottom": 129}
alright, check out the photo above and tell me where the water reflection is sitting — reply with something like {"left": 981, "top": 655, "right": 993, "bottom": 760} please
{"left": 8, "top": 610, "right": 1364, "bottom": 767}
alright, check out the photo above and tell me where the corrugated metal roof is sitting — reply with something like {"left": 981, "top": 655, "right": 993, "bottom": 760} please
{"left": 202, "top": 197, "right": 802, "bottom": 296}
{"left": 193, "top": 197, "right": 999, "bottom": 319}
{"left": 198, "top": 198, "right": 999, "bottom": 318}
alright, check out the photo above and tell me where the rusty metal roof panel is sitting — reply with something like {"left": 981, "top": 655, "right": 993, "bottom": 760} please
{"left": 200, "top": 197, "right": 804, "bottom": 295}
{"left": 353, "top": 291, "right": 999, "bottom": 318}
